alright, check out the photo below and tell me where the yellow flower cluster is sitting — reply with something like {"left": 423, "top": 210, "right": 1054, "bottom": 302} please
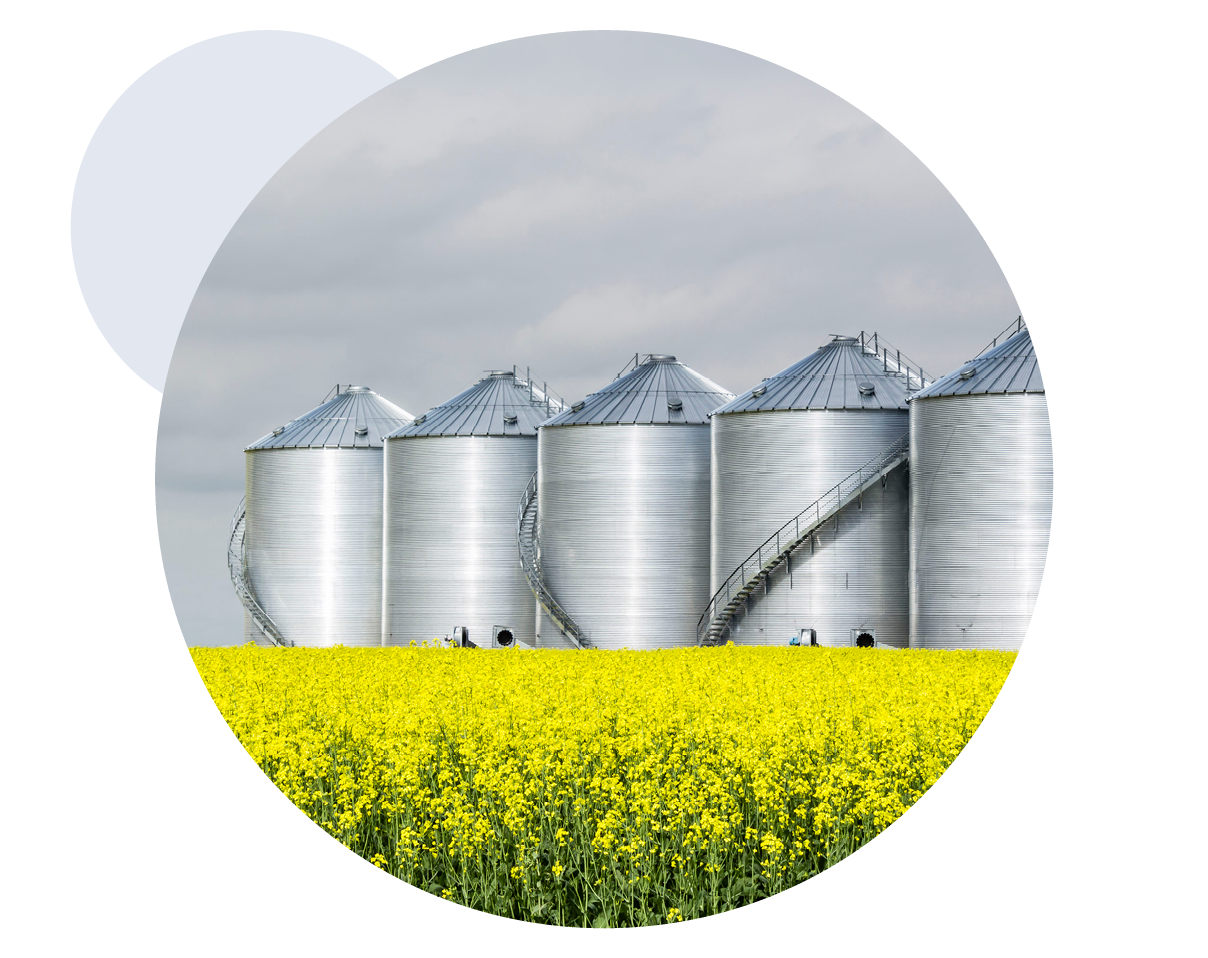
{"left": 192, "top": 645, "right": 1013, "bottom": 926}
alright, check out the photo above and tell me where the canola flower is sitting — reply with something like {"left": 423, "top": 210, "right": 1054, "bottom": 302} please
{"left": 192, "top": 645, "right": 1013, "bottom": 926}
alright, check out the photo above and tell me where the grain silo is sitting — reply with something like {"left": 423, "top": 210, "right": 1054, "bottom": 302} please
{"left": 382, "top": 369, "right": 564, "bottom": 649}
{"left": 705, "top": 334, "right": 928, "bottom": 648}
{"left": 238, "top": 385, "right": 413, "bottom": 647}
{"left": 909, "top": 323, "right": 1051, "bottom": 650}
{"left": 528, "top": 355, "right": 733, "bottom": 650}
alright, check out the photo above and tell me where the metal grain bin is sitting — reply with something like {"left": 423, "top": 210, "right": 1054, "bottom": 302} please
{"left": 909, "top": 325, "right": 1051, "bottom": 650}
{"left": 709, "top": 334, "right": 925, "bottom": 648}
{"left": 382, "top": 370, "right": 563, "bottom": 648}
{"left": 535, "top": 355, "right": 733, "bottom": 650}
{"left": 242, "top": 386, "right": 413, "bottom": 647}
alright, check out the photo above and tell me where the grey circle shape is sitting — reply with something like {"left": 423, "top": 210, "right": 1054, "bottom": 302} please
{"left": 71, "top": 30, "right": 394, "bottom": 391}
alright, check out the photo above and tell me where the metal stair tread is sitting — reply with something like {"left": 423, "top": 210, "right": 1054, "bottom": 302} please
{"left": 696, "top": 436, "right": 910, "bottom": 645}
{"left": 516, "top": 472, "right": 587, "bottom": 648}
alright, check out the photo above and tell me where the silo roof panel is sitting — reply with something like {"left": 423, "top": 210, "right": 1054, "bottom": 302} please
{"left": 543, "top": 356, "right": 734, "bottom": 426}
{"left": 715, "top": 336, "right": 914, "bottom": 415}
{"left": 912, "top": 328, "right": 1043, "bottom": 399}
{"left": 387, "top": 371, "right": 562, "bottom": 438}
{"left": 246, "top": 387, "right": 414, "bottom": 450}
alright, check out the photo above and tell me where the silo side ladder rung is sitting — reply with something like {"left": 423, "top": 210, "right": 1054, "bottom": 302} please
{"left": 695, "top": 435, "right": 910, "bottom": 646}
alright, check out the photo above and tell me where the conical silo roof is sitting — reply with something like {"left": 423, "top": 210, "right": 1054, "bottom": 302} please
{"left": 912, "top": 327, "right": 1042, "bottom": 399}
{"left": 246, "top": 386, "right": 414, "bottom": 450}
{"left": 543, "top": 355, "right": 733, "bottom": 426}
{"left": 387, "top": 370, "right": 562, "bottom": 438}
{"left": 714, "top": 335, "right": 914, "bottom": 415}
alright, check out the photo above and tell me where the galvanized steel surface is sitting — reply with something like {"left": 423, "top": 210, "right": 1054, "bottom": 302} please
{"left": 247, "top": 385, "right": 413, "bottom": 450}
{"left": 537, "top": 423, "right": 713, "bottom": 649}
{"left": 244, "top": 446, "right": 386, "bottom": 647}
{"left": 227, "top": 497, "right": 288, "bottom": 646}
{"left": 912, "top": 327, "right": 1042, "bottom": 399}
{"left": 699, "top": 437, "right": 909, "bottom": 645}
{"left": 544, "top": 355, "right": 733, "bottom": 426}
{"left": 715, "top": 336, "right": 916, "bottom": 415}
{"left": 390, "top": 370, "right": 562, "bottom": 439}
{"left": 517, "top": 473, "right": 584, "bottom": 647}
{"left": 909, "top": 391, "right": 1052, "bottom": 650}
{"left": 711, "top": 409, "right": 909, "bottom": 646}
{"left": 383, "top": 435, "right": 540, "bottom": 647}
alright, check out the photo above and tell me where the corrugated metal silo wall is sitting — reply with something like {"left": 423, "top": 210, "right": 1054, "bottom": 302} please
{"left": 909, "top": 392, "right": 1053, "bottom": 650}
{"left": 382, "top": 435, "right": 538, "bottom": 647}
{"left": 244, "top": 447, "right": 385, "bottom": 647}
{"left": 537, "top": 423, "right": 711, "bottom": 649}
{"left": 711, "top": 409, "right": 910, "bottom": 647}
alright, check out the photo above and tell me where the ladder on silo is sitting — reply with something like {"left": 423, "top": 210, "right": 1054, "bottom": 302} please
{"left": 227, "top": 498, "right": 292, "bottom": 647}
{"left": 696, "top": 434, "right": 911, "bottom": 646}
{"left": 516, "top": 474, "right": 589, "bottom": 649}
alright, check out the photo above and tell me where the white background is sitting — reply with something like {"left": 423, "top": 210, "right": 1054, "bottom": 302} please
{"left": 1, "top": 2, "right": 1202, "bottom": 954}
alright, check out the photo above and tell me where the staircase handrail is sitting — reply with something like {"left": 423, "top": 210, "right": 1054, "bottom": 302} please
{"left": 696, "top": 434, "right": 910, "bottom": 645}
{"left": 227, "top": 497, "right": 291, "bottom": 647}
{"left": 516, "top": 474, "right": 587, "bottom": 648}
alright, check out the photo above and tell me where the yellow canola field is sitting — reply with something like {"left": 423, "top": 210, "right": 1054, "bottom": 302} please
{"left": 192, "top": 645, "right": 1013, "bottom": 926}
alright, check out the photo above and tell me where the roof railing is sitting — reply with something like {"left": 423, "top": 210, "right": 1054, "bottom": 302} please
{"left": 975, "top": 315, "right": 1027, "bottom": 358}
{"left": 856, "top": 332, "right": 932, "bottom": 392}
{"left": 613, "top": 353, "right": 641, "bottom": 380}
{"left": 511, "top": 364, "right": 570, "bottom": 416}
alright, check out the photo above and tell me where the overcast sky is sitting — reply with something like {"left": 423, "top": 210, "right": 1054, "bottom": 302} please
{"left": 157, "top": 30, "right": 1021, "bottom": 647}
